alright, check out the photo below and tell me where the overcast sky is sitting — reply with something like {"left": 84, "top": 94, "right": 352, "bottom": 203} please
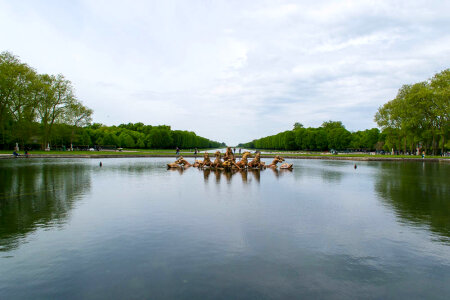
{"left": 1, "top": 0, "right": 449, "bottom": 145}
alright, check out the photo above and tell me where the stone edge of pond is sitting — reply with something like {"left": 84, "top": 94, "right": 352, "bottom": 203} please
{"left": 1, "top": 154, "right": 449, "bottom": 163}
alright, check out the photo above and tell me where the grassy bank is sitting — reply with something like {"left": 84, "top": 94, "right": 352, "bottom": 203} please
{"left": 1, "top": 149, "right": 448, "bottom": 162}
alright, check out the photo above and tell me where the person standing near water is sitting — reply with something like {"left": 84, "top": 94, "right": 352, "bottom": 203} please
{"left": 176, "top": 147, "right": 180, "bottom": 156}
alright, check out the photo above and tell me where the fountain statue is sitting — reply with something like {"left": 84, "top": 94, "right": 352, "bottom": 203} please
{"left": 198, "top": 152, "right": 213, "bottom": 168}
{"left": 235, "top": 151, "right": 251, "bottom": 169}
{"left": 248, "top": 152, "right": 265, "bottom": 169}
{"left": 265, "top": 155, "right": 285, "bottom": 168}
{"left": 212, "top": 151, "right": 224, "bottom": 168}
{"left": 167, "top": 149, "right": 293, "bottom": 170}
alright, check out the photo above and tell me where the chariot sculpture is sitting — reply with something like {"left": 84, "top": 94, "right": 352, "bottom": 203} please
{"left": 167, "top": 147, "right": 293, "bottom": 170}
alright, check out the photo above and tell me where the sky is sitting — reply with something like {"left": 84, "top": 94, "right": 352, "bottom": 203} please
{"left": 1, "top": 0, "right": 449, "bottom": 145}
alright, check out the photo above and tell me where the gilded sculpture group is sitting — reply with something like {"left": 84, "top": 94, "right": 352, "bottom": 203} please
{"left": 167, "top": 147, "right": 293, "bottom": 170}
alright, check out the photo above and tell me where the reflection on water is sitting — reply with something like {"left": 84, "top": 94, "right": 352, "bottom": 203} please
{"left": 375, "top": 162, "right": 450, "bottom": 243}
{"left": 0, "top": 158, "right": 449, "bottom": 299}
{"left": 0, "top": 160, "right": 91, "bottom": 251}
{"left": 168, "top": 167, "right": 293, "bottom": 184}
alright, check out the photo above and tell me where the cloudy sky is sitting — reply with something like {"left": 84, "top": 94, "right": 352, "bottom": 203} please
{"left": 1, "top": 0, "right": 449, "bottom": 145}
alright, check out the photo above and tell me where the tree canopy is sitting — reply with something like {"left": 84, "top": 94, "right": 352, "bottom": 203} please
{"left": 239, "top": 69, "right": 449, "bottom": 155}
{"left": 375, "top": 69, "right": 449, "bottom": 155}
{"left": 0, "top": 51, "right": 225, "bottom": 150}
{"left": 238, "top": 122, "right": 379, "bottom": 151}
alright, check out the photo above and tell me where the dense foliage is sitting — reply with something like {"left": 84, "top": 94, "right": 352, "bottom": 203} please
{"left": 0, "top": 51, "right": 93, "bottom": 149}
{"left": 375, "top": 69, "right": 449, "bottom": 155}
{"left": 0, "top": 51, "right": 224, "bottom": 150}
{"left": 239, "top": 121, "right": 381, "bottom": 151}
{"left": 83, "top": 122, "right": 225, "bottom": 149}
{"left": 239, "top": 70, "right": 449, "bottom": 154}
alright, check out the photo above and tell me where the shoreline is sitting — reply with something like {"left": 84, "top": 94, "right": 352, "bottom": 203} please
{"left": 1, "top": 153, "right": 448, "bottom": 163}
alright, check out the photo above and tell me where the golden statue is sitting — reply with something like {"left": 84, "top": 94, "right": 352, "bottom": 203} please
{"left": 212, "top": 151, "right": 224, "bottom": 168}
{"left": 177, "top": 156, "right": 192, "bottom": 167}
{"left": 265, "top": 155, "right": 285, "bottom": 168}
{"left": 235, "top": 151, "right": 251, "bottom": 169}
{"left": 168, "top": 150, "right": 293, "bottom": 171}
{"left": 248, "top": 152, "right": 265, "bottom": 169}
{"left": 167, "top": 156, "right": 191, "bottom": 168}
{"left": 167, "top": 157, "right": 183, "bottom": 168}
{"left": 198, "top": 152, "right": 213, "bottom": 168}
{"left": 280, "top": 162, "right": 293, "bottom": 169}
{"left": 223, "top": 147, "right": 235, "bottom": 162}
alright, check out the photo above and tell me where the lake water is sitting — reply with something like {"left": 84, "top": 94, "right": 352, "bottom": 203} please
{"left": 0, "top": 158, "right": 449, "bottom": 299}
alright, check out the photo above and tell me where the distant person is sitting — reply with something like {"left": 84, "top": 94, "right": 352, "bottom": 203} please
{"left": 176, "top": 147, "right": 180, "bottom": 156}
{"left": 233, "top": 148, "right": 236, "bottom": 154}
{"left": 422, "top": 151, "right": 425, "bottom": 159}
{"left": 13, "top": 151, "right": 19, "bottom": 157}
{"left": 194, "top": 148, "right": 198, "bottom": 155}
{"left": 239, "top": 148, "right": 241, "bottom": 154}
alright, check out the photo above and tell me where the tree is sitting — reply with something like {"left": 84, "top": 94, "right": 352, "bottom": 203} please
{"left": 35, "top": 74, "right": 77, "bottom": 148}
{"left": 66, "top": 100, "right": 93, "bottom": 147}
{"left": 429, "top": 69, "right": 450, "bottom": 154}
{"left": 146, "top": 128, "right": 173, "bottom": 149}
{"left": 0, "top": 51, "right": 38, "bottom": 147}
{"left": 375, "top": 69, "right": 449, "bottom": 155}
{"left": 328, "top": 128, "right": 351, "bottom": 150}
{"left": 118, "top": 132, "right": 135, "bottom": 148}
{"left": 321, "top": 120, "right": 345, "bottom": 131}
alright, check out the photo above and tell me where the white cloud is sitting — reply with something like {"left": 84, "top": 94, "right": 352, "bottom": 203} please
{"left": 0, "top": 0, "right": 449, "bottom": 144}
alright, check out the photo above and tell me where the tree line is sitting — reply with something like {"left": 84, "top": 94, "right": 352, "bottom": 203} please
{"left": 82, "top": 123, "right": 225, "bottom": 149}
{"left": 0, "top": 51, "right": 224, "bottom": 150}
{"left": 239, "top": 69, "right": 449, "bottom": 154}
{"left": 238, "top": 121, "right": 382, "bottom": 152}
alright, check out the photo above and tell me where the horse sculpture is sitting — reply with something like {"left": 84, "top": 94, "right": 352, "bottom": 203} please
{"left": 235, "top": 151, "right": 251, "bottom": 169}
{"left": 167, "top": 156, "right": 192, "bottom": 168}
{"left": 265, "top": 155, "right": 285, "bottom": 168}
{"left": 177, "top": 156, "right": 192, "bottom": 167}
{"left": 168, "top": 150, "right": 292, "bottom": 171}
{"left": 248, "top": 152, "right": 265, "bottom": 169}
{"left": 167, "top": 157, "right": 183, "bottom": 168}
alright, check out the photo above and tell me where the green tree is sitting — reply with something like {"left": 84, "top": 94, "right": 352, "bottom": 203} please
{"left": 118, "top": 132, "right": 135, "bottom": 148}
{"left": 35, "top": 74, "right": 77, "bottom": 149}
{"left": 321, "top": 120, "right": 345, "bottom": 131}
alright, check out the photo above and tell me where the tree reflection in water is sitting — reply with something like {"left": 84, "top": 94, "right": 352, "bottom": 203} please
{"left": 0, "top": 161, "right": 92, "bottom": 252}
{"left": 375, "top": 162, "right": 450, "bottom": 243}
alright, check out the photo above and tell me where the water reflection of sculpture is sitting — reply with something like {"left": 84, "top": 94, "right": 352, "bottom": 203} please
{"left": 167, "top": 147, "right": 293, "bottom": 170}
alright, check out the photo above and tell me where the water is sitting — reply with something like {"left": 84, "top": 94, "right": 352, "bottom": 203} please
{"left": 0, "top": 158, "right": 449, "bottom": 299}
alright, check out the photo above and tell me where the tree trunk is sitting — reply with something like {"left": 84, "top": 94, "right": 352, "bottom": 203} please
{"left": 442, "top": 134, "right": 446, "bottom": 154}
{"left": 432, "top": 132, "right": 436, "bottom": 155}
{"left": 403, "top": 136, "right": 407, "bottom": 153}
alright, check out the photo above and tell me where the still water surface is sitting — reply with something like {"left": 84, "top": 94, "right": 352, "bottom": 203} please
{"left": 0, "top": 158, "right": 449, "bottom": 299}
